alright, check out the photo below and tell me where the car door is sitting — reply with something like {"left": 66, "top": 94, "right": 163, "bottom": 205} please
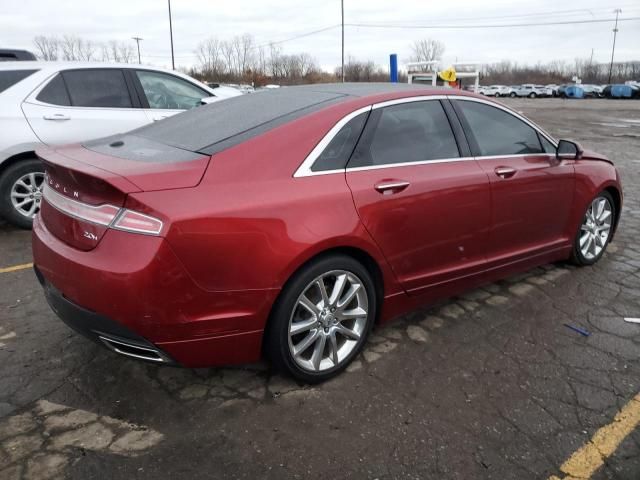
{"left": 22, "top": 69, "right": 148, "bottom": 145}
{"left": 451, "top": 98, "right": 574, "bottom": 266}
{"left": 131, "top": 69, "right": 211, "bottom": 123}
{"left": 345, "top": 98, "right": 491, "bottom": 295}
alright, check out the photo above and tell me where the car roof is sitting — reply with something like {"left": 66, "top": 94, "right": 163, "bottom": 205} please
{"left": 117, "top": 83, "right": 463, "bottom": 156}
{"left": 0, "top": 61, "right": 181, "bottom": 72}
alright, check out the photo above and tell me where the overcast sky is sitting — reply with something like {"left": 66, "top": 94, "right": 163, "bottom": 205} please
{"left": 2, "top": 0, "right": 639, "bottom": 71}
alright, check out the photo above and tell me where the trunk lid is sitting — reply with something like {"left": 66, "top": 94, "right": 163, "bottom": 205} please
{"left": 38, "top": 135, "right": 209, "bottom": 251}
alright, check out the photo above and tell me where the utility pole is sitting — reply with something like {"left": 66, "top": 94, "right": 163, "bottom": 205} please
{"left": 341, "top": 0, "right": 345, "bottom": 83}
{"left": 132, "top": 37, "right": 143, "bottom": 64}
{"left": 608, "top": 8, "right": 621, "bottom": 84}
{"left": 168, "top": 0, "right": 175, "bottom": 70}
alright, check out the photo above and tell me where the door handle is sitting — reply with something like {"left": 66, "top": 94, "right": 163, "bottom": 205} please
{"left": 152, "top": 116, "right": 169, "bottom": 122}
{"left": 494, "top": 166, "right": 517, "bottom": 179}
{"left": 374, "top": 180, "right": 410, "bottom": 195}
{"left": 43, "top": 113, "right": 70, "bottom": 121}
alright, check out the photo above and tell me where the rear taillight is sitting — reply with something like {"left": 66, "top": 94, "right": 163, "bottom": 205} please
{"left": 111, "top": 210, "right": 163, "bottom": 235}
{"left": 43, "top": 184, "right": 163, "bottom": 236}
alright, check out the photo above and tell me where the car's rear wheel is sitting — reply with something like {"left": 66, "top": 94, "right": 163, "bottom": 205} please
{"left": 0, "top": 158, "right": 44, "bottom": 229}
{"left": 570, "top": 192, "right": 615, "bottom": 266}
{"left": 529, "top": 92, "right": 537, "bottom": 98}
{"left": 266, "top": 255, "right": 376, "bottom": 383}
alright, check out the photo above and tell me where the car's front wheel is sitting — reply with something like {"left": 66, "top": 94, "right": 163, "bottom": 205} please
{"left": 570, "top": 192, "right": 615, "bottom": 266}
{"left": 510, "top": 92, "right": 516, "bottom": 98}
{"left": 266, "top": 255, "right": 376, "bottom": 383}
{"left": 0, "top": 158, "right": 45, "bottom": 229}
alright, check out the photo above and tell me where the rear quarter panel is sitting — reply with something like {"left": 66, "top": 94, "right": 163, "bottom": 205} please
{"left": 132, "top": 103, "right": 403, "bottom": 297}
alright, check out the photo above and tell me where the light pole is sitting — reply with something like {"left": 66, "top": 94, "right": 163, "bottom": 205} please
{"left": 132, "top": 36, "right": 143, "bottom": 64}
{"left": 341, "top": 0, "right": 345, "bottom": 83}
{"left": 608, "top": 8, "right": 621, "bottom": 84}
{"left": 168, "top": 0, "right": 175, "bottom": 70}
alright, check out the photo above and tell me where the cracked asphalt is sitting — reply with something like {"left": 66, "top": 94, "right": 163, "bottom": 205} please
{"left": 1, "top": 98, "right": 639, "bottom": 479}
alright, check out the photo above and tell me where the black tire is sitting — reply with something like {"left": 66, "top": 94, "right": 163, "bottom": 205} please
{"left": 509, "top": 92, "right": 516, "bottom": 98}
{"left": 570, "top": 191, "right": 616, "bottom": 266}
{"left": 265, "top": 254, "right": 377, "bottom": 383}
{"left": 529, "top": 92, "right": 536, "bottom": 98}
{"left": 0, "top": 158, "right": 44, "bottom": 229}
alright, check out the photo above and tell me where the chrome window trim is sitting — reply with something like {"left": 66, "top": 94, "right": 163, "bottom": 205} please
{"left": 371, "top": 95, "right": 449, "bottom": 109}
{"left": 293, "top": 94, "right": 559, "bottom": 178}
{"left": 347, "top": 156, "right": 475, "bottom": 172}
{"left": 293, "top": 105, "right": 372, "bottom": 178}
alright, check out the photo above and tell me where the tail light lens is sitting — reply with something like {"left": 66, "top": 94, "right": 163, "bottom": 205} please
{"left": 43, "top": 184, "right": 163, "bottom": 236}
{"left": 111, "top": 210, "right": 163, "bottom": 235}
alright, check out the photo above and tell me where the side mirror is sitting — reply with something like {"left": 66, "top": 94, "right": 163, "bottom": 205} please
{"left": 556, "top": 139, "right": 583, "bottom": 160}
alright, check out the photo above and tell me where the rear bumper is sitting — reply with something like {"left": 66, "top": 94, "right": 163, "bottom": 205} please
{"left": 36, "top": 268, "right": 175, "bottom": 364}
{"left": 32, "top": 214, "right": 279, "bottom": 367}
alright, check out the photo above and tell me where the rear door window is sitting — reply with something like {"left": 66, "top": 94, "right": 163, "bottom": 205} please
{"left": 61, "top": 69, "right": 133, "bottom": 108}
{"left": 36, "top": 74, "right": 71, "bottom": 106}
{"left": 0, "top": 69, "right": 38, "bottom": 93}
{"left": 349, "top": 100, "right": 460, "bottom": 168}
{"left": 454, "top": 100, "right": 543, "bottom": 156}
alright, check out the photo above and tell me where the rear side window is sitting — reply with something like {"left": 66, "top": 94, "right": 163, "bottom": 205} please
{"left": 311, "top": 112, "right": 368, "bottom": 172}
{"left": 350, "top": 100, "right": 459, "bottom": 168}
{"left": 455, "top": 101, "right": 543, "bottom": 156}
{"left": 0, "top": 69, "right": 37, "bottom": 93}
{"left": 61, "top": 69, "right": 132, "bottom": 108}
{"left": 36, "top": 74, "right": 71, "bottom": 106}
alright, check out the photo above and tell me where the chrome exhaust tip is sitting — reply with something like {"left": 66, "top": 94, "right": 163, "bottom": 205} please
{"left": 98, "top": 334, "right": 171, "bottom": 363}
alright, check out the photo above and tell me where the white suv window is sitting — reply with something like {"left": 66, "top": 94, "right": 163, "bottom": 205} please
{"left": 62, "top": 69, "right": 133, "bottom": 108}
{"left": 136, "top": 70, "right": 207, "bottom": 110}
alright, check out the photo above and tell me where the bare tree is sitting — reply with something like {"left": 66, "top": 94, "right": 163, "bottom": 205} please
{"left": 336, "top": 56, "right": 387, "bottom": 82}
{"left": 33, "top": 35, "right": 60, "bottom": 61}
{"left": 60, "top": 35, "right": 96, "bottom": 61}
{"left": 196, "top": 37, "right": 225, "bottom": 77}
{"left": 410, "top": 39, "right": 445, "bottom": 63}
{"left": 101, "top": 41, "right": 134, "bottom": 63}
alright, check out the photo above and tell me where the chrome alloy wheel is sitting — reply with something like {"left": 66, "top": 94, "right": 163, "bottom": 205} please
{"left": 10, "top": 172, "right": 45, "bottom": 219}
{"left": 580, "top": 196, "right": 613, "bottom": 261}
{"left": 288, "top": 270, "right": 368, "bottom": 372}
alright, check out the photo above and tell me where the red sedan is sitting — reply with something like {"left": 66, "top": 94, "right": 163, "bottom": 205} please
{"left": 33, "top": 84, "right": 622, "bottom": 382}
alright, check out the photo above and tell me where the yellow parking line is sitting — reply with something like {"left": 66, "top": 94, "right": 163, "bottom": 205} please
{"left": 549, "top": 392, "right": 640, "bottom": 479}
{"left": 0, "top": 262, "right": 33, "bottom": 274}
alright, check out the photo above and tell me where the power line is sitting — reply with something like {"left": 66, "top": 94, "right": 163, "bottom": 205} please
{"left": 253, "top": 25, "right": 340, "bottom": 49}
{"left": 345, "top": 15, "right": 640, "bottom": 30}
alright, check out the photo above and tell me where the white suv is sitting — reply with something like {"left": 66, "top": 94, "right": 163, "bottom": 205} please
{"left": 514, "top": 84, "right": 550, "bottom": 98}
{"left": 0, "top": 62, "right": 240, "bottom": 228}
{"left": 479, "top": 85, "right": 509, "bottom": 97}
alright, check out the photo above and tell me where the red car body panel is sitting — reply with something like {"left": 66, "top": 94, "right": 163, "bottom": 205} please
{"left": 32, "top": 87, "right": 623, "bottom": 368}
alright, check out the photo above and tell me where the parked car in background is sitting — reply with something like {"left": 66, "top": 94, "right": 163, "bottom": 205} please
{"left": 505, "top": 86, "right": 519, "bottom": 97}
{"left": 546, "top": 84, "right": 560, "bottom": 97}
{"left": 0, "top": 62, "right": 239, "bottom": 228}
{"left": 581, "top": 84, "right": 604, "bottom": 98}
{"left": 479, "top": 85, "right": 509, "bottom": 97}
{"left": 514, "top": 84, "right": 550, "bottom": 98}
{"left": 33, "top": 84, "right": 622, "bottom": 382}
{"left": 604, "top": 84, "right": 640, "bottom": 99}
{"left": 0, "top": 49, "right": 37, "bottom": 61}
